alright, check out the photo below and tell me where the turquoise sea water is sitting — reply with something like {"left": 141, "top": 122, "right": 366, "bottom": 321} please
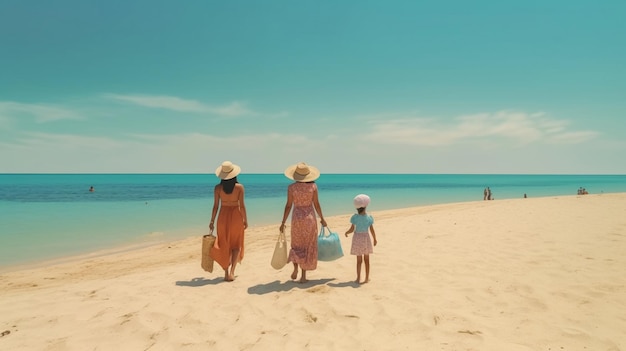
{"left": 1, "top": 173, "right": 625, "bottom": 268}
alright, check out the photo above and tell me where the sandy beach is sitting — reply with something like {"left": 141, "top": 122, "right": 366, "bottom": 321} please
{"left": 1, "top": 193, "right": 625, "bottom": 350}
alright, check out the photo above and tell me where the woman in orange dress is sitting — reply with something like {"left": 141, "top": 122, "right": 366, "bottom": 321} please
{"left": 279, "top": 162, "right": 327, "bottom": 283}
{"left": 209, "top": 161, "right": 248, "bottom": 282}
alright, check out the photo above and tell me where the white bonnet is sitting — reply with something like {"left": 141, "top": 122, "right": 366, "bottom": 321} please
{"left": 353, "top": 194, "right": 371, "bottom": 208}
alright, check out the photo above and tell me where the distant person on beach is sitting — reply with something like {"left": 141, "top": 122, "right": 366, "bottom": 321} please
{"left": 345, "top": 194, "right": 377, "bottom": 284}
{"left": 487, "top": 187, "right": 492, "bottom": 200}
{"left": 280, "top": 162, "right": 327, "bottom": 283}
{"left": 484, "top": 187, "right": 488, "bottom": 200}
{"left": 209, "top": 161, "right": 248, "bottom": 282}
{"left": 524, "top": 193, "right": 527, "bottom": 198}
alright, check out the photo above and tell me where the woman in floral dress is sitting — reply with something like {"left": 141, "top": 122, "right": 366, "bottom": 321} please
{"left": 279, "top": 162, "right": 327, "bottom": 283}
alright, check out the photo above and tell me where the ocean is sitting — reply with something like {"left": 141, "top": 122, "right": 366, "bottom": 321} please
{"left": 1, "top": 173, "right": 625, "bottom": 268}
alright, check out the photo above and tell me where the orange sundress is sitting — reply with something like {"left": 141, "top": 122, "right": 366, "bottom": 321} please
{"left": 287, "top": 182, "right": 318, "bottom": 270}
{"left": 210, "top": 186, "right": 245, "bottom": 270}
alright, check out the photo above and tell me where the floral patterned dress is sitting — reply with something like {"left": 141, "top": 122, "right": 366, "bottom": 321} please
{"left": 287, "top": 182, "right": 318, "bottom": 270}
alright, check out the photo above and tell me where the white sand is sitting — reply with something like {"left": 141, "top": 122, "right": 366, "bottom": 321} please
{"left": 1, "top": 193, "right": 625, "bottom": 350}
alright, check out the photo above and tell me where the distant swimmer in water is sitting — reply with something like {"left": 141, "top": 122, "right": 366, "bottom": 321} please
{"left": 89, "top": 186, "right": 95, "bottom": 192}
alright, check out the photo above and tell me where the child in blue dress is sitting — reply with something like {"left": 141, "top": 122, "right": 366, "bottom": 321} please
{"left": 344, "top": 194, "right": 377, "bottom": 284}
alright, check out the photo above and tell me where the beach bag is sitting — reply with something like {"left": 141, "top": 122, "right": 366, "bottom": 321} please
{"left": 271, "top": 230, "right": 289, "bottom": 270}
{"left": 201, "top": 233, "right": 216, "bottom": 272}
{"left": 317, "top": 226, "right": 344, "bottom": 261}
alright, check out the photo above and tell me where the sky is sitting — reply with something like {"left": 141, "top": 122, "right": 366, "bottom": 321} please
{"left": 1, "top": 1, "right": 625, "bottom": 174}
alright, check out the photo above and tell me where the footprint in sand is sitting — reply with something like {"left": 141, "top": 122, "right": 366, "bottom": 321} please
{"left": 120, "top": 312, "right": 135, "bottom": 325}
{"left": 306, "top": 285, "right": 330, "bottom": 294}
{"left": 433, "top": 316, "right": 440, "bottom": 325}
{"left": 303, "top": 310, "right": 318, "bottom": 323}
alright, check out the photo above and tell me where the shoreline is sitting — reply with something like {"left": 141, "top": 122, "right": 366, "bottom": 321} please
{"left": 3, "top": 173, "right": 625, "bottom": 269}
{"left": 1, "top": 193, "right": 625, "bottom": 350}
{"left": 0, "top": 192, "right": 621, "bottom": 276}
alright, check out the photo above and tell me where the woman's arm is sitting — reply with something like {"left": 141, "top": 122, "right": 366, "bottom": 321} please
{"left": 312, "top": 186, "right": 327, "bottom": 227}
{"left": 279, "top": 186, "right": 294, "bottom": 232}
{"left": 237, "top": 184, "right": 248, "bottom": 229}
{"left": 209, "top": 184, "right": 221, "bottom": 232}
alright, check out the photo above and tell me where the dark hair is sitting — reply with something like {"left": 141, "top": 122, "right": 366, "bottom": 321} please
{"left": 357, "top": 207, "right": 366, "bottom": 214}
{"left": 221, "top": 177, "right": 238, "bottom": 194}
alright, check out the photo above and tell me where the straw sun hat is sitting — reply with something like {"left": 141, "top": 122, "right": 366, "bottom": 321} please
{"left": 215, "top": 161, "right": 241, "bottom": 180}
{"left": 284, "top": 162, "right": 320, "bottom": 182}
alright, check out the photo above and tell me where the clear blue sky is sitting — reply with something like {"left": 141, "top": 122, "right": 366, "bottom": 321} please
{"left": 1, "top": 1, "right": 624, "bottom": 174}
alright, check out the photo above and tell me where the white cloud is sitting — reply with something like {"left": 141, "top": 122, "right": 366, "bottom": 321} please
{"left": 105, "top": 94, "right": 208, "bottom": 112}
{"left": 0, "top": 115, "right": 11, "bottom": 129}
{"left": 211, "top": 102, "right": 253, "bottom": 117}
{"left": 0, "top": 107, "right": 614, "bottom": 174}
{"left": 363, "top": 111, "right": 599, "bottom": 146}
{"left": 547, "top": 131, "right": 600, "bottom": 144}
{"left": 0, "top": 130, "right": 324, "bottom": 173}
{"left": 6, "top": 132, "right": 126, "bottom": 150}
{"left": 104, "top": 94, "right": 253, "bottom": 116}
{"left": 0, "top": 101, "right": 82, "bottom": 123}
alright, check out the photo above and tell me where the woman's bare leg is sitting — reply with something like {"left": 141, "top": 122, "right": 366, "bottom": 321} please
{"left": 227, "top": 249, "right": 240, "bottom": 281}
{"left": 299, "top": 269, "right": 308, "bottom": 283}
{"left": 291, "top": 263, "right": 298, "bottom": 280}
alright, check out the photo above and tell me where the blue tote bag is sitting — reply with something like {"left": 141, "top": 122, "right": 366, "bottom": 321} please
{"left": 317, "top": 226, "right": 344, "bottom": 261}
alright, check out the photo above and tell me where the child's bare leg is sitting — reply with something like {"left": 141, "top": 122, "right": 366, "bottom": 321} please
{"left": 356, "top": 256, "right": 363, "bottom": 283}
{"left": 291, "top": 263, "right": 298, "bottom": 280}
{"left": 363, "top": 254, "right": 370, "bottom": 283}
{"left": 299, "top": 269, "right": 308, "bottom": 283}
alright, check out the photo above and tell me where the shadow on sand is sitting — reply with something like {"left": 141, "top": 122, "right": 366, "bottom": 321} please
{"left": 175, "top": 277, "right": 224, "bottom": 287}
{"left": 247, "top": 278, "right": 335, "bottom": 295}
{"left": 327, "top": 281, "right": 361, "bottom": 288}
